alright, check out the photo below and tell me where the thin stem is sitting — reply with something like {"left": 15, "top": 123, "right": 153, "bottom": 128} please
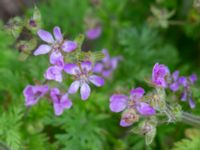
{"left": 180, "top": 112, "right": 200, "bottom": 128}
{"left": 183, "top": 112, "right": 200, "bottom": 122}
{"left": 169, "top": 20, "right": 185, "bottom": 26}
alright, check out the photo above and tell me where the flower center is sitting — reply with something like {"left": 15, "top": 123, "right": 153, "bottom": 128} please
{"left": 33, "top": 91, "right": 43, "bottom": 100}
{"left": 124, "top": 112, "right": 139, "bottom": 124}
{"left": 74, "top": 67, "right": 90, "bottom": 85}
{"left": 52, "top": 42, "right": 60, "bottom": 50}
{"left": 128, "top": 100, "right": 136, "bottom": 108}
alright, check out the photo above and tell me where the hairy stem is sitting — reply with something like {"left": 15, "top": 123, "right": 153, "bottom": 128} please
{"left": 181, "top": 112, "right": 200, "bottom": 128}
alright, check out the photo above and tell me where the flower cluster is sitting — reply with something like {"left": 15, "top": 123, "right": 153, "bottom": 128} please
{"left": 93, "top": 49, "right": 122, "bottom": 78}
{"left": 109, "top": 87, "right": 155, "bottom": 127}
{"left": 170, "top": 71, "right": 197, "bottom": 108}
{"left": 110, "top": 62, "right": 198, "bottom": 129}
{"left": 23, "top": 26, "right": 105, "bottom": 116}
{"left": 151, "top": 63, "right": 198, "bottom": 108}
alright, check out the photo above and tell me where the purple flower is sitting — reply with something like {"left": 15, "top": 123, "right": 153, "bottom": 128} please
{"left": 177, "top": 73, "right": 198, "bottom": 109}
{"left": 179, "top": 76, "right": 188, "bottom": 87}
{"left": 170, "top": 70, "right": 180, "bottom": 92}
{"left": 50, "top": 88, "right": 72, "bottom": 116}
{"left": 189, "top": 74, "right": 197, "bottom": 84}
{"left": 64, "top": 61, "right": 104, "bottom": 100}
{"left": 93, "top": 49, "right": 122, "bottom": 78}
{"left": 33, "top": 26, "right": 77, "bottom": 55}
{"left": 86, "top": 26, "right": 102, "bottom": 40}
{"left": 164, "top": 68, "right": 198, "bottom": 108}
{"left": 152, "top": 63, "right": 170, "bottom": 88}
{"left": 23, "top": 85, "right": 49, "bottom": 106}
{"left": 109, "top": 87, "right": 155, "bottom": 127}
{"left": 45, "top": 51, "right": 65, "bottom": 82}
{"left": 44, "top": 66, "right": 63, "bottom": 82}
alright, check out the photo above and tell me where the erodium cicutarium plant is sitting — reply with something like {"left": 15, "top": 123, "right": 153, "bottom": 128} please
{"left": 19, "top": 8, "right": 199, "bottom": 146}
{"left": 22, "top": 25, "right": 199, "bottom": 145}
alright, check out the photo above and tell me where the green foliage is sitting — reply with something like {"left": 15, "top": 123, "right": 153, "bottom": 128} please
{"left": 0, "top": 106, "right": 23, "bottom": 150}
{"left": 118, "top": 26, "right": 179, "bottom": 81}
{"left": 54, "top": 109, "right": 108, "bottom": 150}
{"left": 23, "top": 133, "right": 50, "bottom": 150}
{"left": 39, "top": 0, "right": 90, "bottom": 36}
{"left": 172, "top": 129, "right": 200, "bottom": 150}
{"left": 172, "top": 137, "right": 200, "bottom": 150}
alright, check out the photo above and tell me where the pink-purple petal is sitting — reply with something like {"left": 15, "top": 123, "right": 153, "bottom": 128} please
{"left": 61, "top": 94, "right": 73, "bottom": 109}
{"left": 50, "top": 51, "right": 64, "bottom": 67}
{"left": 93, "top": 63, "right": 104, "bottom": 73}
{"left": 53, "top": 103, "right": 63, "bottom": 116}
{"left": 64, "top": 63, "right": 80, "bottom": 75}
{"left": 130, "top": 87, "right": 145, "bottom": 99}
{"left": 44, "top": 66, "right": 63, "bottom": 82}
{"left": 102, "top": 70, "right": 112, "bottom": 78}
{"left": 81, "top": 61, "right": 92, "bottom": 72}
{"left": 102, "top": 49, "right": 110, "bottom": 63}
{"left": 37, "top": 29, "right": 54, "bottom": 43}
{"left": 136, "top": 102, "right": 155, "bottom": 116}
{"left": 89, "top": 75, "right": 104, "bottom": 87}
{"left": 53, "top": 26, "right": 63, "bottom": 42}
{"left": 178, "top": 76, "right": 188, "bottom": 87}
{"left": 68, "top": 81, "right": 80, "bottom": 94}
{"left": 62, "top": 40, "right": 77, "bottom": 52}
{"left": 33, "top": 44, "right": 51, "bottom": 56}
{"left": 181, "top": 91, "right": 187, "bottom": 101}
{"left": 86, "top": 26, "right": 102, "bottom": 40}
{"left": 189, "top": 74, "right": 197, "bottom": 84}
{"left": 172, "top": 70, "right": 179, "bottom": 81}
{"left": 109, "top": 94, "right": 128, "bottom": 112}
{"left": 50, "top": 88, "right": 60, "bottom": 103}
{"left": 120, "top": 119, "right": 133, "bottom": 127}
{"left": 189, "top": 98, "right": 195, "bottom": 109}
{"left": 80, "top": 83, "right": 91, "bottom": 100}
{"left": 170, "top": 82, "right": 179, "bottom": 92}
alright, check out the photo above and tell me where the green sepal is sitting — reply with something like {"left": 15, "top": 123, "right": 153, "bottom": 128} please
{"left": 26, "top": 6, "right": 42, "bottom": 34}
{"left": 145, "top": 126, "right": 156, "bottom": 145}
{"left": 150, "top": 5, "right": 175, "bottom": 28}
{"left": 5, "top": 17, "right": 24, "bottom": 39}
{"left": 169, "top": 104, "right": 182, "bottom": 121}
{"left": 74, "top": 34, "right": 85, "bottom": 52}
{"left": 17, "top": 38, "right": 37, "bottom": 61}
{"left": 79, "top": 51, "right": 105, "bottom": 62}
